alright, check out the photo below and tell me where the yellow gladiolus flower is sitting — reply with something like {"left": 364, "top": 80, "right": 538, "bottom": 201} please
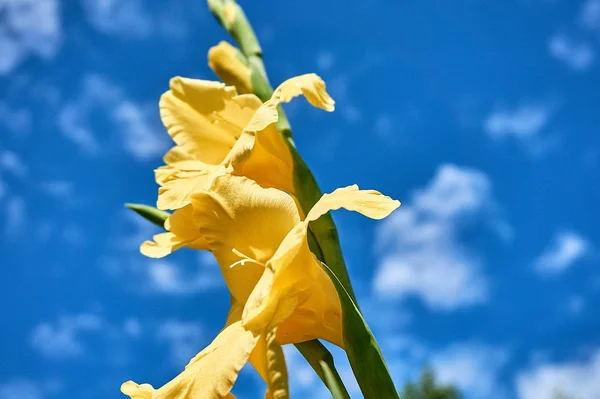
{"left": 155, "top": 73, "right": 334, "bottom": 212}
{"left": 122, "top": 174, "right": 399, "bottom": 399}
{"left": 144, "top": 73, "right": 334, "bottom": 258}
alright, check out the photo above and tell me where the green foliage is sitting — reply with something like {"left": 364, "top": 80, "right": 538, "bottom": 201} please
{"left": 125, "top": 203, "right": 169, "bottom": 228}
{"left": 321, "top": 262, "right": 400, "bottom": 399}
{"left": 402, "top": 368, "right": 462, "bottom": 399}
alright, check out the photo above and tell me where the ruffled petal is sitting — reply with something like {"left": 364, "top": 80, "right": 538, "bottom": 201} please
{"left": 191, "top": 174, "right": 300, "bottom": 303}
{"left": 241, "top": 224, "right": 310, "bottom": 332}
{"left": 160, "top": 78, "right": 237, "bottom": 165}
{"left": 272, "top": 73, "right": 335, "bottom": 112}
{"left": 140, "top": 205, "right": 208, "bottom": 258}
{"left": 221, "top": 73, "right": 334, "bottom": 196}
{"left": 157, "top": 170, "right": 213, "bottom": 210}
{"left": 306, "top": 185, "right": 400, "bottom": 223}
{"left": 120, "top": 381, "right": 154, "bottom": 399}
{"left": 122, "top": 321, "right": 259, "bottom": 399}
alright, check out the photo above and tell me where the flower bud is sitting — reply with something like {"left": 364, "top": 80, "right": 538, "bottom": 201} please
{"left": 208, "top": 41, "right": 253, "bottom": 94}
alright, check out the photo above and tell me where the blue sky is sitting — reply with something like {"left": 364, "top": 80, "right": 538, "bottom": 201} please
{"left": 1, "top": 0, "right": 600, "bottom": 398}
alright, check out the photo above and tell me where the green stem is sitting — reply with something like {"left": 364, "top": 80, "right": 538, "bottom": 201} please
{"left": 206, "top": 1, "right": 396, "bottom": 397}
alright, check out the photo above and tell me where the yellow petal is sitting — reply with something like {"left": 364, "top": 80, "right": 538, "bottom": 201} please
{"left": 263, "top": 327, "right": 289, "bottom": 399}
{"left": 273, "top": 73, "right": 335, "bottom": 112}
{"left": 160, "top": 77, "right": 242, "bottom": 165}
{"left": 191, "top": 174, "right": 301, "bottom": 303}
{"left": 140, "top": 205, "right": 208, "bottom": 258}
{"left": 121, "top": 381, "right": 154, "bottom": 399}
{"left": 219, "top": 73, "right": 334, "bottom": 196}
{"left": 208, "top": 41, "right": 253, "bottom": 94}
{"left": 243, "top": 221, "right": 343, "bottom": 346}
{"left": 241, "top": 232, "right": 343, "bottom": 346}
{"left": 306, "top": 185, "right": 401, "bottom": 223}
{"left": 228, "top": 124, "right": 295, "bottom": 195}
{"left": 122, "top": 321, "right": 258, "bottom": 399}
{"left": 156, "top": 169, "right": 213, "bottom": 210}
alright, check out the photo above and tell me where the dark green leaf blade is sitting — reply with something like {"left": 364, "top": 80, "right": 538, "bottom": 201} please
{"left": 321, "top": 261, "right": 400, "bottom": 399}
{"left": 125, "top": 203, "right": 169, "bottom": 229}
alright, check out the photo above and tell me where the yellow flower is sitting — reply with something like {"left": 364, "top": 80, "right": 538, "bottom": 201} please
{"left": 208, "top": 41, "right": 253, "bottom": 94}
{"left": 122, "top": 174, "right": 399, "bottom": 399}
{"left": 155, "top": 73, "right": 334, "bottom": 212}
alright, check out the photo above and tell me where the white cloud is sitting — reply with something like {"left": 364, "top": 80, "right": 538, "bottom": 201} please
{"left": 534, "top": 230, "right": 590, "bottom": 275}
{"left": 123, "top": 318, "right": 143, "bottom": 338}
{"left": 146, "top": 253, "right": 222, "bottom": 295}
{"left": 581, "top": 0, "right": 600, "bottom": 31}
{"left": 375, "top": 113, "right": 394, "bottom": 137}
{"left": 156, "top": 320, "right": 203, "bottom": 367}
{"left": 113, "top": 101, "right": 167, "bottom": 160}
{"left": 40, "top": 180, "right": 76, "bottom": 201}
{"left": 316, "top": 50, "right": 335, "bottom": 72}
{"left": 0, "top": 0, "right": 61, "bottom": 75}
{"left": 58, "top": 104, "right": 101, "bottom": 156}
{"left": 82, "top": 0, "right": 195, "bottom": 40}
{"left": 548, "top": 33, "right": 594, "bottom": 71}
{"left": 58, "top": 74, "right": 168, "bottom": 160}
{"left": 484, "top": 101, "right": 559, "bottom": 156}
{"left": 566, "top": 295, "right": 585, "bottom": 315}
{"left": 0, "top": 176, "right": 5, "bottom": 201}
{"left": 0, "top": 151, "right": 27, "bottom": 178}
{"left": 82, "top": 0, "right": 152, "bottom": 39}
{"left": 517, "top": 349, "right": 600, "bottom": 399}
{"left": 432, "top": 344, "right": 509, "bottom": 399}
{"left": 4, "top": 196, "right": 26, "bottom": 237}
{"left": 29, "top": 313, "right": 103, "bottom": 358}
{"left": 0, "top": 379, "right": 57, "bottom": 399}
{"left": 374, "top": 165, "right": 502, "bottom": 310}
{"left": 484, "top": 102, "right": 552, "bottom": 140}
{"left": 104, "top": 213, "right": 223, "bottom": 295}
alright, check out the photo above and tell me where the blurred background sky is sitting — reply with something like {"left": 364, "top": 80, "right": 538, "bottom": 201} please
{"left": 1, "top": 0, "right": 600, "bottom": 398}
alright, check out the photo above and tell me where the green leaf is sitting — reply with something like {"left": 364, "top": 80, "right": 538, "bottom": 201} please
{"left": 125, "top": 203, "right": 169, "bottom": 229}
{"left": 320, "top": 360, "right": 351, "bottom": 399}
{"left": 294, "top": 341, "right": 351, "bottom": 399}
{"left": 321, "top": 261, "right": 400, "bottom": 399}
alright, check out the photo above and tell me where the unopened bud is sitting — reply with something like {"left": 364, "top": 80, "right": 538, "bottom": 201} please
{"left": 208, "top": 41, "right": 253, "bottom": 94}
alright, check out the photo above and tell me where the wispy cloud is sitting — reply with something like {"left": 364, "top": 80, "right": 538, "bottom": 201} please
{"left": 146, "top": 254, "right": 222, "bottom": 295}
{"left": 82, "top": 0, "right": 199, "bottom": 40}
{"left": 548, "top": 33, "right": 595, "bottom": 71}
{"left": 0, "top": 379, "right": 59, "bottom": 399}
{"left": 156, "top": 320, "right": 204, "bottom": 367}
{"left": 29, "top": 313, "right": 103, "bottom": 359}
{"left": 484, "top": 102, "right": 552, "bottom": 140}
{"left": 534, "top": 230, "right": 590, "bottom": 275}
{"left": 373, "top": 165, "right": 504, "bottom": 310}
{"left": 0, "top": 0, "right": 61, "bottom": 75}
{"left": 58, "top": 74, "right": 168, "bottom": 161}
{"left": 432, "top": 344, "right": 509, "bottom": 399}
{"left": 4, "top": 196, "right": 27, "bottom": 238}
{"left": 516, "top": 349, "right": 600, "bottom": 399}
{"left": 0, "top": 151, "right": 28, "bottom": 178}
{"left": 370, "top": 332, "right": 509, "bottom": 399}
{"left": 483, "top": 100, "right": 558, "bottom": 156}
{"left": 580, "top": 0, "right": 600, "bottom": 31}
{"left": 104, "top": 213, "right": 223, "bottom": 295}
